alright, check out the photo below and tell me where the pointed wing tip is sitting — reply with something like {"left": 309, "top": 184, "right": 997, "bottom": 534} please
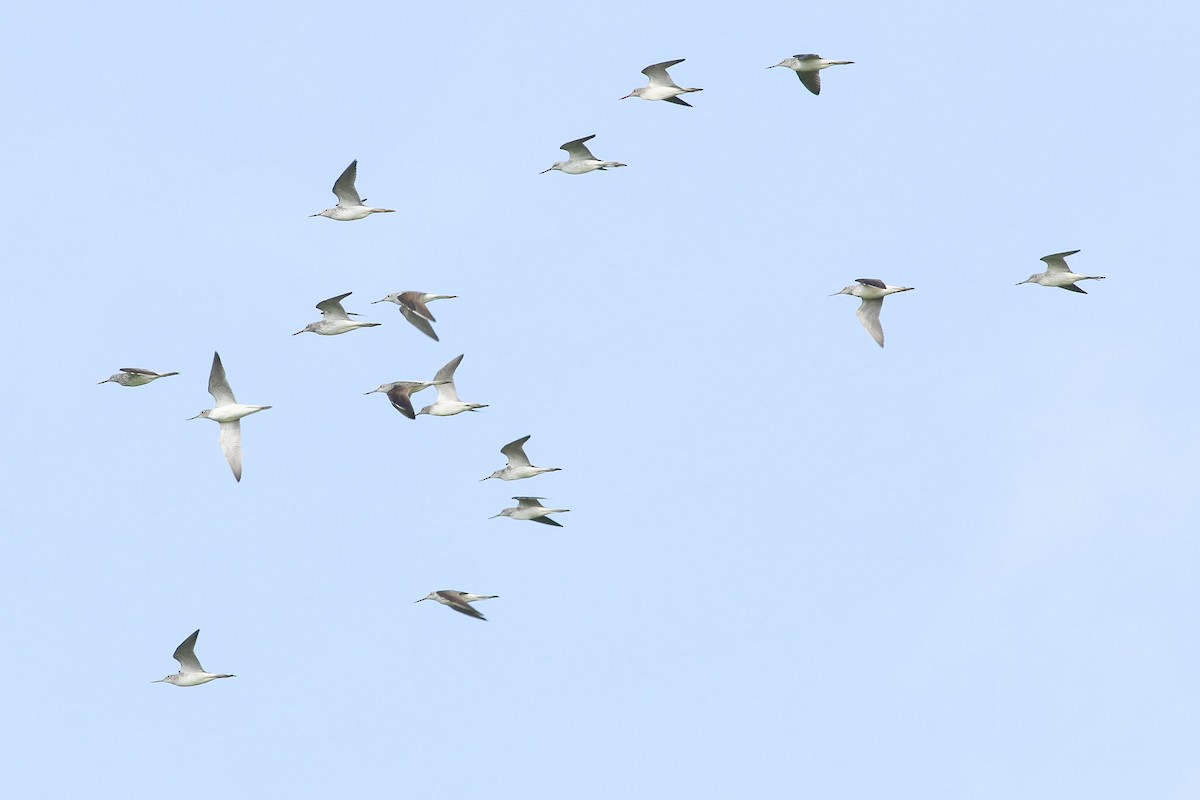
{"left": 798, "top": 72, "right": 821, "bottom": 94}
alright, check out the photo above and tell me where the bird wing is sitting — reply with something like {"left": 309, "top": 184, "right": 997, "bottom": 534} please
{"left": 400, "top": 306, "right": 439, "bottom": 341}
{"left": 386, "top": 385, "right": 417, "bottom": 419}
{"left": 798, "top": 70, "right": 821, "bottom": 95}
{"left": 855, "top": 278, "right": 888, "bottom": 289}
{"left": 514, "top": 496, "right": 547, "bottom": 508}
{"left": 560, "top": 135, "right": 598, "bottom": 162}
{"left": 173, "top": 629, "right": 205, "bottom": 673}
{"left": 500, "top": 435, "right": 533, "bottom": 467}
{"left": 661, "top": 95, "right": 693, "bottom": 107}
{"left": 1059, "top": 283, "right": 1088, "bottom": 294}
{"left": 119, "top": 367, "right": 158, "bottom": 376}
{"left": 530, "top": 515, "right": 564, "bottom": 527}
{"left": 1040, "top": 250, "right": 1081, "bottom": 272}
{"left": 398, "top": 291, "right": 437, "bottom": 322}
{"left": 331, "top": 160, "right": 363, "bottom": 207}
{"left": 856, "top": 298, "right": 885, "bottom": 347}
{"left": 219, "top": 420, "right": 243, "bottom": 482}
{"left": 207, "top": 352, "right": 237, "bottom": 405}
{"left": 431, "top": 354, "right": 464, "bottom": 402}
{"left": 316, "top": 292, "right": 353, "bottom": 321}
{"left": 642, "top": 59, "right": 685, "bottom": 87}
{"left": 441, "top": 592, "right": 488, "bottom": 620}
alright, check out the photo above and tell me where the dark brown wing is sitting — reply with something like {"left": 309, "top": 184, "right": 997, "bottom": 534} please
{"left": 386, "top": 385, "right": 417, "bottom": 419}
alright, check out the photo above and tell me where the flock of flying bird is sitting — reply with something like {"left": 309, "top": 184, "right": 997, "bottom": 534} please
{"left": 98, "top": 54, "right": 1108, "bottom": 686}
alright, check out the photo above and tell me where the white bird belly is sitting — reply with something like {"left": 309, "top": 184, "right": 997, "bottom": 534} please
{"left": 174, "top": 672, "right": 221, "bottom": 687}
{"left": 207, "top": 404, "right": 269, "bottom": 423}
{"left": 642, "top": 85, "right": 682, "bottom": 101}
{"left": 329, "top": 207, "right": 374, "bottom": 221}
{"left": 560, "top": 161, "right": 601, "bottom": 174}
{"left": 1041, "top": 272, "right": 1084, "bottom": 287}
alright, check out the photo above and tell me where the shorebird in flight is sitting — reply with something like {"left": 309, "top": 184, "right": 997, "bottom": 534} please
{"left": 415, "top": 590, "right": 499, "bottom": 621}
{"left": 417, "top": 354, "right": 488, "bottom": 417}
{"left": 768, "top": 54, "right": 854, "bottom": 95}
{"left": 188, "top": 352, "right": 271, "bottom": 482}
{"left": 1017, "top": 250, "right": 1105, "bottom": 293}
{"left": 310, "top": 160, "right": 395, "bottom": 221}
{"left": 540, "top": 135, "right": 627, "bottom": 175}
{"left": 831, "top": 278, "right": 914, "bottom": 348}
{"left": 99, "top": 368, "right": 178, "bottom": 387}
{"left": 294, "top": 292, "right": 381, "bottom": 336}
{"left": 152, "top": 630, "right": 235, "bottom": 687}
{"left": 364, "top": 379, "right": 447, "bottom": 420}
{"left": 481, "top": 435, "right": 562, "bottom": 482}
{"left": 372, "top": 291, "right": 456, "bottom": 341}
{"left": 491, "top": 497, "right": 570, "bottom": 527}
{"left": 621, "top": 59, "right": 703, "bottom": 106}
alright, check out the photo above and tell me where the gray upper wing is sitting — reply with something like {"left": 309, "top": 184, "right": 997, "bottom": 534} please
{"left": 331, "top": 160, "right": 363, "bottom": 207}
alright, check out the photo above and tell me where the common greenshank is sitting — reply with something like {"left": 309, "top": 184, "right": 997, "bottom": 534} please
{"left": 152, "top": 630, "right": 235, "bottom": 687}
{"left": 481, "top": 435, "right": 562, "bottom": 481}
{"left": 490, "top": 497, "right": 570, "bottom": 527}
{"left": 372, "top": 291, "right": 456, "bottom": 341}
{"left": 364, "top": 379, "right": 447, "bottom": 420}
{"left": 415, "top": 590, "right": 498, "bottom": 621}
{"left": 1017, "top": 250, "right": 1105, "bottom": 293}
{"left": 540, "top": 135, "right": 627, "bottom": 175}
{"left": 768, "top": 54, "right": 854, "bottom": 95}
{"left": 310, "top": 160, "right": 395, "bottom": 221}
{"left": 188, "top": 352, "right": 271, "bottom": 482}
{"left": 99, "top": 368, "right": 179, "bottom": 387}
{"left": 417, "top": 354, "right": 488, "bottom": 417}
{"left": 832, "top": 278, "right": 914, "bottom": 348}
{"left": 294, "top": 292, "right": 381, "bottom": 336}
{"left": 621, "top": 59, "right": 703, "bottom": 106}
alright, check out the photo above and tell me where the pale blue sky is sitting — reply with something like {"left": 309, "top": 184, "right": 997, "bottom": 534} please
{"left": 2, "top": 1, "right": 1198, "bottom": 797}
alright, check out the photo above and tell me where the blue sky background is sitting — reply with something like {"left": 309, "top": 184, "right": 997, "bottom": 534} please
{"left": 2, "top": 1, "right": 1198, "bottom": 797}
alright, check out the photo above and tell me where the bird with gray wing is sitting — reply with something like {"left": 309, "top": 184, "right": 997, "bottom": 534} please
{"left": 364, "top": 379, "right": 448, "bottom": 420}
{"left": 310, "top": 160, "right": 395, "bottom": 221}
{"left": 491, "top": 496, "right": 570, "bottom": 527}
{"left": 151, "top": 629, "right": 235, "bottom": 687}
{"left": 417, "top": 354, "right": 489, "bottom": 416}
{"left": 99, "top": 367, "right": 179, "bottom": 387}
{"left": 540, "top": 135, "right": 626, "bottom": 175}
{"left": 187, "top": 352, "right": 271, "bottom": 482}
{"left": 372, "top": 291, "right": 456, "bottom": 341}
{"left": 481, "top": 435, "right": 562, "bottom": 481}
{"left": 831, "top": 278, "right": 914, "bottom": 348}
{"left": 1017, "top": 250, "right": 1105, "bottom": 293}
{"left": 768, "top": 54, "right": 854, "bottom": 95}
{"left": 621, "top": 59, "right": 703, "bottom": 106}
{"left": 294, "top": 292, "right": 381, "bottom": 336}
{"left": 415, "top": 590, "right": 499, "bottom": 621}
